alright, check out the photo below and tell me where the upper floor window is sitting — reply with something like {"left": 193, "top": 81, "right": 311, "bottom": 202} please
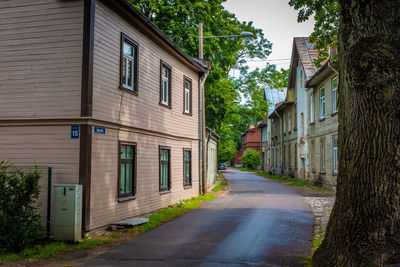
{"left": 320, "top": 87, "right": 326, "bottom": 119}
{"left": 332, "top": 77, "right": 338, "bottom": 113}
{"left": 184, "top": 77, "right": 192, "bottom": 114}
{"left": 300, "top": 69, "right": 303, "bottom": 88}
{"left": 160, "top": 61, "right": 172, "bottom": 107}
{"left": 121, "top": 33, "right": 138, "bottom": 92}
{"left": 310, "top": 94, "right": 315, "bottom": 123}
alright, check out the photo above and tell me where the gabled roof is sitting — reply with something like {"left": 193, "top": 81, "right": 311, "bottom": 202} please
{"left": 287, "top": 37, "right": 322, "bottom": 89}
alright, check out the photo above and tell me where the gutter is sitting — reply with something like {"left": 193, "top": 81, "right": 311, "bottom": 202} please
{"left": 199, "top": 70, "right": 209, "bottom": 194}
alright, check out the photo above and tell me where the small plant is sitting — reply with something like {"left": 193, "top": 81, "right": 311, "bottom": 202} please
{"left": 239, "top": 149, "right": 260, "bottom": 170}
{"left": 0, "top": 161, "right": 45, "bottom": 254}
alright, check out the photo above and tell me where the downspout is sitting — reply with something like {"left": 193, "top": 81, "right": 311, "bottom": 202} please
{"left": 199, "top": 70, "right": 209, "bottom": 195}
{"left": 273, "top": 109, "right": 283, "bottom": 173}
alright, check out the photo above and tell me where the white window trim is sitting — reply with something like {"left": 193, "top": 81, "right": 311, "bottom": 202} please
{"left": 332, "top": 76, "right": 338, "bottom": 113}
{"left": 184, "top": 80, "right": 190, "bottom": 114}
{"left": 123, "top": 42, "right": 135, "bottom": 91}
{"left": 333, "top": 137, "right": 338, "bottom": 173}
{"left": 310, "top": 94, "right": 315, "bottom": 123}
{"left": 320, "top": 87, "right": 326, "bottom": 119}
{"left": 161, "top": 67, "right": 169, "bottom": 106}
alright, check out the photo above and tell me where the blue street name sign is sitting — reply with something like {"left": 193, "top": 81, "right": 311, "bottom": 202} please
{"left": 71, "top": 125, "right": 79, "bottom": 139}
{"left": 94, "top": 126, "right": 106, "bottom": 134}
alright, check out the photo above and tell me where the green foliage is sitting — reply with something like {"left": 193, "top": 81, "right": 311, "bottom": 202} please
{"left": 239, "top": 149, "right": 260, "bottom": 169}
{"left": 0, "top": 161, "right": 45, "bottom": 254}
{"left": 288, "top": 0, "right": 339, "bottom": 66}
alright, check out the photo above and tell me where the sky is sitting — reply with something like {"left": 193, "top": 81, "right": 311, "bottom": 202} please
{"left": 222, "top": 0, "right": 315, "bottom": 71}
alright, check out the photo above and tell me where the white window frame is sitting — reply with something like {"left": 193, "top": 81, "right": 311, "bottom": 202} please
{"left": 332, "top": 76, "right": 338, "bottom": 113}
{"left": 320, "top": 139, "right": 325, "bottom": 171}
{"left": 320, "top": 87, "right": 326, "bottom": 119}
{"left": 121, "top": 33, "right": 138, "bottom": 93}
{"left": 333, "top": 137, "right": 338, "bottom": 174}
{"left": 161, "top": 63, "right": 171, "bottom": 106}
{"left": 184, "top": 78, "right": 191, "bottom": 114}
{"left": 310, "top": 94, "right": 315, "bottom": 123}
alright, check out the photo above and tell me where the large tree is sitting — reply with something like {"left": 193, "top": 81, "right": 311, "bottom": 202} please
{"left": 312, "top": 0, "right": 400, "bottom": 265}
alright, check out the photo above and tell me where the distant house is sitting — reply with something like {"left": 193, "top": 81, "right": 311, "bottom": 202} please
{"left": 0, "top": 0, "right": 209, "bottom": 234}
{"left": 234, "top": 126, "right": 261, "bottom": 167}
{"left": 206, "top": 128, "right": 220, "bottom": 190}
{"left": 258, "top": 88, "right": 286, "bottom": 172}
{"left": 260, "top": 37, "right": 339, "bottom": 188}
{"left": 306, "top": 59, "right": 339, "bottom": 186}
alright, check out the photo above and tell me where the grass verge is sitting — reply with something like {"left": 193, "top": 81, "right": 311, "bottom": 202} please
{"left": 212, "top": 171, "right": 228, "bottom": 193}
{"left": 0, "top": 186, "right": 226, "bottom": 264}
{"left": 255, "top": 171, "right": 331, "bottom": 192}
{"left": 299, "top": 232, "right": 325, "bottom": 266}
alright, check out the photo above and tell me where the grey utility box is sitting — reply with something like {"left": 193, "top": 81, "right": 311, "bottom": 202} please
{"left": 53, "top": 184, "right": 82, "bottom": 242}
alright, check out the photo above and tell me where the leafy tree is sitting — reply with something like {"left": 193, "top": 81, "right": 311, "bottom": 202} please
{"left": 0, "top": 161, "right": 44, "bottom": 253}
{"left": 311, "top": 0, "right": 400, "bottom": 265}
{"left": 289, "top": 0, "right": 338, "bottom": 66}
{"left": 128, "top": 0, "right": 272, "bottom": 129}
{"left": 240, "top": 149, "right": 260, "bottom": 170}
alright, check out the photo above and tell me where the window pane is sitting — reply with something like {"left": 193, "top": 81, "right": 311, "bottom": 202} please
{"left": 123, "top": 43, "right": 132, "bottom": 56}
{"left": 120, "top": 163, "right": 126, "bottom": 193}
{"left": 121, "top": 145, "right": 127, "bottom": 159}
{"left": 127, "top": 59, "right": 133, "bottom": 87}
{"left": 127, "top": 146, "right": 134, "bottom": 159}
{"left": 122, "top": 58, "right": 127, "bottom": 86}
{"left": 126, "top": 163, "right": 132, "bottom": 193}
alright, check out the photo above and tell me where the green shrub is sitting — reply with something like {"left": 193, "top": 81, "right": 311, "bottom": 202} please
{"left": 240, "top": 148, "right": 260, "bottom": 169}
{"left": 0, "top": 161, "right": 45, "bottom": 254}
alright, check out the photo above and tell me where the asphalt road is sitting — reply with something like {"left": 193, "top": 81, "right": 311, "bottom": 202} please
{"left": 84, "top": 168, "right": 314, "bottom": 267}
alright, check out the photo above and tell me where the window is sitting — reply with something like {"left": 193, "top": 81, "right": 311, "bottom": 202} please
{"left": 183, "top": 149, "right": 191, "bottom": 187}
{"left": 333, "top": 137, "right": 338, "bottom": 174}
{"left": 160, "top": 61, "right": 172, "bottom": 107}
{"left": 294, "top": 104, "right": 297, "bottom": 130}
{"left": 288, "top": 144, "right": 291, "bottom": 169}
{"left": 320, "top": 139, "right": 325, "bottom": 171}
{"left": 294, "top": 143, "right": 297, "bottom": 169}
{"left": 310, "top": 94, "right": 314, "bottom": 123}
{"left": 299, "top": 69, "right": 303, "bottom": 88}
{"left": 120, "top": 33, "right": 138, "bottom": 92}
{"left": 288, "top": 112, "right": 291, "bottom": 132}
{"left": 160, "top": 147, "right": 171, "bottom": 192}
{"left": 283, "top": 145, "right": 286, "bottom": 167}
{"left": 320, "top": 87, "right": 326, "bottom": 119}
{"left": 332, "top": 77, "right": 338, "bottom": 113}
{"left": 119, "top": 143, "right": 136, "bottom": 199}
{"left": 183, "top": 77, "right": 192, "bottom": 114}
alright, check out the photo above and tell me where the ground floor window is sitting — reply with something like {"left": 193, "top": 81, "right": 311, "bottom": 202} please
{"left": 160, "top": 146, "right": 171, "bottom": 192}
{"left": 333, "top": 137, "right": 338, "bottom": 174}
{"left": 119, "top": 143, "right": 136, "bottom": 198}
{"left": 183, "top": 149, "right": 191, "bottom": 187}
{"left": 320, "top": 139, "right": 325, "bottom": 171}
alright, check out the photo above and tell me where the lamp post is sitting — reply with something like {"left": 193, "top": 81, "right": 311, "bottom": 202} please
{"left": 198, "top": 23, "right": 253, "bottom": 194}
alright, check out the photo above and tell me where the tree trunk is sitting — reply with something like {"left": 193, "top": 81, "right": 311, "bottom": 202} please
{"left": 312, "top": 0, "right": 400, "bottom": 266}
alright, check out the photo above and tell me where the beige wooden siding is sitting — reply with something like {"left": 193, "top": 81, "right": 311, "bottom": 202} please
{"left": 92, "top": 1, "right": 199, "bottom": 140}
{"left": 0, "top": 125, "right": 80, "bottom": 227}
{"left": 89, "top": 127, "right": 199, "bottom": 230}
{"left": 0, "top": 0, "right": 83, "bottom": 119}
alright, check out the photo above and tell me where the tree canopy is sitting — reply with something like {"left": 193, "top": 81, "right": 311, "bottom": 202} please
{"left": 289, "top": 0, "right": 339, "bottom": 66}
{"left": 128, "top": 0, "right": 287, "bottom": 163}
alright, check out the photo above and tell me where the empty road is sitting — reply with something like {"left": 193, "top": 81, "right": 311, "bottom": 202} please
{"left": 84, "top": 168, "right": 314, "bottom": 266}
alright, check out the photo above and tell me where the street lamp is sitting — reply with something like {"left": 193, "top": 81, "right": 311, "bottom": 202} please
{"left": 198, "top": 23, "right": 253, "bottom": 194}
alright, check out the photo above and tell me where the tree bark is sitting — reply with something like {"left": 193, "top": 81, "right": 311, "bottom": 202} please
{"left": 312, "top": 0, "right": 400, "bottom": 266}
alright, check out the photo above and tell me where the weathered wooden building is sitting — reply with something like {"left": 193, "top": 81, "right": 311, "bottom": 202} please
{"left": 0, "top": 0, "right": 208, "bottom": 233}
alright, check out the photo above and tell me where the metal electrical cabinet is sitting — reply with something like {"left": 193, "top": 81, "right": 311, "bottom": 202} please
{"left": 53, "top": 184, "right": 82, "bottom": 242}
